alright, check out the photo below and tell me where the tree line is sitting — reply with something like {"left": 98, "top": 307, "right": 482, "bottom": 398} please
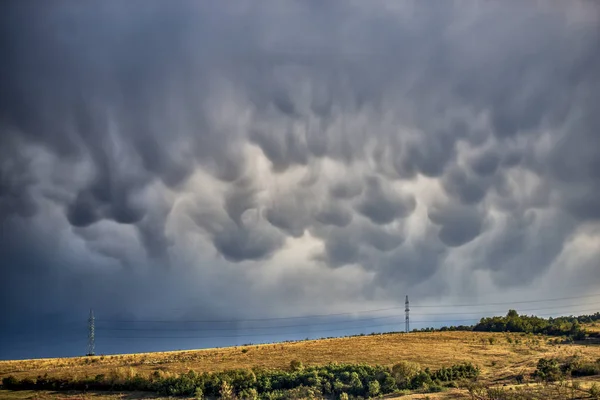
{"left": 473, "top": 310, "right": 600, "bottom": 338}
{"left": 2, "top": 360, "right": 479, "bottom": 399}
{"left": 409, "top": 310, "right": 600, "bottom": 338}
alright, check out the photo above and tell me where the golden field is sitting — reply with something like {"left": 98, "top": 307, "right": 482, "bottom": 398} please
{"left": 1, "top": 330, "right": 600, "bottom": 399}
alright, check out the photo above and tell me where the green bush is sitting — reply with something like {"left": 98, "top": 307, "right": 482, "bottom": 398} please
{"left": 392, "top": 361, "right": 421, "bottom": 388}
{"left": 427, "top": 382, "right": 444, "bottom": 393}
{"left": 219, "top": 380, "right": 235, "bottom": 400}
{"left": 2, "top": 375, "right": 18, "bottom": 389}
{"left": 564, "top": 359, "right": 600, "bottom": 377}
{"left": 367, "top": 380, "right": 380, "bottom": 397}
{"left": 410, "top": 371, "right": 433, "bottom": 389}
{"left": 590, "top": 383, "right": 600, "bottom": 399}
{"left": 239, "top": 387, "right": 258, "bottom": 399}
{"left": 290, "top": 359, "right": 304, "bottom": 371}
{"left": 534, "top": 358, "right": 562, "bottom": 382}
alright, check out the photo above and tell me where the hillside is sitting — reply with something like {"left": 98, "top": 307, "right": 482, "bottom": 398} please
{"left": 2, "top": 328, "right": 600, "bottom": 399}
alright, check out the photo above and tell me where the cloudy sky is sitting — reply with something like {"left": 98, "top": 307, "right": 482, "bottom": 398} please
{"left": 1, "top": 1, "right": 599, "bottom": 359}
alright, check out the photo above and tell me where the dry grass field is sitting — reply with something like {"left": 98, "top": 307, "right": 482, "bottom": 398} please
{"left": 0, "top": 331, "right": 587, "bottom": 380}
{"left": 1, "top": 329, "right": 600, "bottom": 399}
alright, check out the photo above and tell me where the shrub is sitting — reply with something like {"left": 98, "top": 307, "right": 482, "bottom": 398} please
{"left": 534, "top": 358, "right": 562, "bottom": 382}
{"left": 367, "top": 380, "right": 380, "bottom": 397}
{"left": 590, "top": 383, "right": 600, "bottom": 399}
{"left": 238, "top": 387, "right": 258, "bottom": 400}
{"left": 2, "top": 376, "right": 18, "bottom": 389}
{"left": 410, "top": 371, "right": 433, "bottom": 390}
{"left": 427, "top": 382, "right": 444, "bottom": 393}
{"left": 570, "top": 362, "right": 600, "bottom": 377}
{"left": 349, "top": 372, "right": 363, "bottom": 395}
{"left": 381, "top": 374, "right": 397, "bottom": 393}
{"left": 290, "top": 359, "right": 304, "bottom": 372}
{"left": 219, "top": 381, "right": 236, "bottom": 400}
{"left": 392, "top": 361, "right": 421, "bottom": 388}
{"left": 514, "top": 374, "right": 524, "bottom": 384}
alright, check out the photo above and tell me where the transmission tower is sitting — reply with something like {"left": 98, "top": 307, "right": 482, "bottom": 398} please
{"left": 87, "top": 309, "right": 95, "bottom": 356}
{"left": 405, "top": 295, "right": 410, "bottom": 333}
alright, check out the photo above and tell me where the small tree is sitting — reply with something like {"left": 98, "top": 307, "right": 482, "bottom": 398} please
{"left": 219, "top": 380, "right": 236, "bottom": 400}
{"left": 534, "top": 358, "right": 562, "bottom": 382}
{"left": 238, "top": 388, "right": 258, "bottom": 400}
{"left": 368, "top": 380, "right": 380, "bottom": 398}
{"left": 392, "top": 361, "right": 421, "bottom": 388}
{"left": 290, "top": 359, "right": 304, "bottom": 371}
{"left": 350, "top": 372, "right": 363, "bottom": 395}
{"left": 590, "top": 383, "right": 600, "bottom": 399}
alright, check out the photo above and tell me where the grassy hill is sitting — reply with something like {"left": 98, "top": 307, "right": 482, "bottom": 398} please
{"left": 2, "top": 327, "right": 600, "bottom": 399}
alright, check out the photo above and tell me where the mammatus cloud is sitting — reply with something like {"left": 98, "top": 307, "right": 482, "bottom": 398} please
{"left": 1, "top": 1, "right": 599, "bottom": 357}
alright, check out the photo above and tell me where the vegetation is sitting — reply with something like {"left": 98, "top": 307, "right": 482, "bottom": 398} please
{"left": 534, "top": 356, "right": 600, "bottom": 382}
{"left": 474, "top": 310, "right": 600, "bottom": 338}
{"left": 1, "top": 360, "right": 479, "bottom": 398}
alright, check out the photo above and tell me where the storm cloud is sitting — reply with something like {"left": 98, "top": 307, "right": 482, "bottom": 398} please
{"left": 1, "top": 1, "right": 600, "bottom": 358}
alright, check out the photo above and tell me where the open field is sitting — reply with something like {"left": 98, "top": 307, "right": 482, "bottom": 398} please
{"left": 4, "top": 331, "right": 600, "bottom": 381}
{"left": 2, "top": 329, "right": 600, "bottom": 399}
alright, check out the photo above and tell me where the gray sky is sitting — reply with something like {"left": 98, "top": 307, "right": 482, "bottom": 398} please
{"left": 1, "top": 1, "right": 599, "bottom": 359}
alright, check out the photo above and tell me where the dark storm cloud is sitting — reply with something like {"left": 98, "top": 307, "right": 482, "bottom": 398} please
{"left": 193, "top": 202, "right": 285, "bottom": 262}
{"left": 249, "top": 113, "right": 311, "bottom": 172}
{"left": 314, "top": 204, "right": 353, "bottom": 228}
{"left": 311, "top": 217, "right": 405, "bottom": 268}
{"left": 356, "top": 176, "right": 416, "bottom": 225}
{"left": 441, "top": 166, "right": 488, "bottom": 205}
{"left": 1, "top": 0, "right": 600, "bottom": 359}
{"left": 0, "top": 140, "right": 38, "bottom": 219}
{"left": 373, "top": 229, "right": 448, "bottom": 290}
{"left": 469, "top": 151, "right": 500, "bottom": 177}
{"left": 428, "top": 202, "right": 485, "bottom": 247}
{"left": 330, "top": 179, "right": 363, "bottom": 200}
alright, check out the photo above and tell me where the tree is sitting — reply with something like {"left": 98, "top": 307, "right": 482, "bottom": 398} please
{"left": 392, "top": 361, "right": 421, "bottom": 388}
{"left": 368, "top": 380, "right": 380, "bottom": 397}
{"left": 219, "top": 381, "right": 236, "bottom": 400}
{"left": 290, "top": 359, "right": 304, "bottom": 372}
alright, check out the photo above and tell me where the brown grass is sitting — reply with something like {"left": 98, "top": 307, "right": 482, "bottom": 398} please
{"left": 2, "top": 331, "right": 600, "bottom": 384}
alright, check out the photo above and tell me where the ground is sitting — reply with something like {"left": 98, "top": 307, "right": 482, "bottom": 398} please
{"left": 2, "top": 330, "right": 600, "bottom": 399}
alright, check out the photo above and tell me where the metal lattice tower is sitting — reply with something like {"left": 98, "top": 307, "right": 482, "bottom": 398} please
{"left": 87, "top": 309, "right": 95, "bottom": 356}
{"left": 405, "top": 295, "right": 410, "bottom": 333}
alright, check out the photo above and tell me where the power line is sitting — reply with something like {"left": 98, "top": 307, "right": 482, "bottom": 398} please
{"left": 93, "top": 301, "right": 600, "bottom": 333}
{"left": 95, "top": 293, "right": 600, "bottom": 324}
{"left": 95, "top": 307, "right": 600, "bottom": 340}
{"left": 411, "top": 293, "right": 600, "bottom": 308}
